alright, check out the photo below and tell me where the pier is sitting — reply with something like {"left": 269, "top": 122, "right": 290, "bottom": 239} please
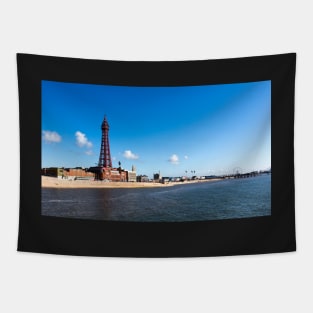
{"left": 223, "top": 170, "right": 271, "bottom": 179}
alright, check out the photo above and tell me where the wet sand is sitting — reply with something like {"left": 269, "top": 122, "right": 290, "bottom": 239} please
{"left": 42, "top": 176, "right": 222, "bottom": 189}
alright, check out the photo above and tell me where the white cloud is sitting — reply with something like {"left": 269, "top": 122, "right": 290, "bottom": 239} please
{"left": 85, "top": 150, "right": 93, "bottom": 155}
{"left": 42, "top": 130, "right": 62, "bottom": 143}
{"left": 123, "top": 150, "right": 139, "bottom": 160}
{"left": 184, "top": 155, "right": 189, "bottom": 160}
{"left": 75, "top": 131, "right": 92, "bottom": 148}
{"left": 169, "top": 154, "right": 179, "bottom": 164}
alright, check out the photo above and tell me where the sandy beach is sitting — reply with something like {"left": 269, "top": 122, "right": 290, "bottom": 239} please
{"left": 42, "top": 176, "right": 222, "bottom": 189}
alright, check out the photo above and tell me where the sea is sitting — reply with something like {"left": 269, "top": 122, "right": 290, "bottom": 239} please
{"left": 41, "top": 174, "right": 271, "bottom": 222}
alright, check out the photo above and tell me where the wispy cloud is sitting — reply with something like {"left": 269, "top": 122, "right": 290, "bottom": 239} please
{"left": 184, "top": 155, "right": 189, "bottom": 160}
{"left": 85, "top": 150, "right": 93, "bottom": 155}
{"left": 75, "top": 131, "right": 92, "bottom": 148}
{"left": 42, "top": 130, "right": 62, "bottom": 143}
{"left": 123, "top": 150, "right": 139, "bottom": 160}
{"left": 169, "top": 154, "right": 179, "bottom": 164}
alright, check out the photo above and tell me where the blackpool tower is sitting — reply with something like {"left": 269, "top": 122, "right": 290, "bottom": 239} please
{"left": 98, "top": 116, "right": 112, "bottom": 168}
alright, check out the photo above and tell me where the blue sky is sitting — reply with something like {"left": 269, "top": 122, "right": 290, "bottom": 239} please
{"left": 42, "top": 80, "right": 271, "bottom": 177}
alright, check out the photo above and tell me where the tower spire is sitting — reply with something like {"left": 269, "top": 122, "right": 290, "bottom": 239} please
{"left": 98, "top": 115, "right": 112, "bottom": 168}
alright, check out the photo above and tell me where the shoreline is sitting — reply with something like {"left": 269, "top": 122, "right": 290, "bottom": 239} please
{"left": 41, "top": 176, "right": 223, "bottom": 189}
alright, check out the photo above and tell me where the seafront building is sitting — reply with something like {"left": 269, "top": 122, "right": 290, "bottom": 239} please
{"left": 153, "top": 172, "right": 162, "bottom": 183}
{"left": 137, "top": 175, "right": 149, "bottom": 182}
{"left": 41, "top": 167, "right": 94, "bottom": 180}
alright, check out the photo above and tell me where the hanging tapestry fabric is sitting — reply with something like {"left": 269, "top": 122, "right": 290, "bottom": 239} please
{"left": 17, "top": 53, "right": 296, "bottom": 257}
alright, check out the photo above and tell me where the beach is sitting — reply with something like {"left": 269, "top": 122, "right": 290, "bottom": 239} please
{"left": 41, "top": 175, "right": 222, "bottom": 188}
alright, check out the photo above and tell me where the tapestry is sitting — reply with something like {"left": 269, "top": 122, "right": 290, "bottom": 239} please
{"left": 17, "top": 53, "right": 296, "bottom": 257}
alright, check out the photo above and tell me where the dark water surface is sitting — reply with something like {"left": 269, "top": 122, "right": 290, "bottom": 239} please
{"left": 42, "top": 174, "right": 271, "bottom": 222}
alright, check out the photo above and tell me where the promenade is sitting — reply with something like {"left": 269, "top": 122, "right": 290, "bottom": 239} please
{"left": 42, "top": 176, "right": 222, "bottom": 189}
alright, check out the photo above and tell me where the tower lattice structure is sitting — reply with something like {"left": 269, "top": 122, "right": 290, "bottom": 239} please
{"left": 98, "top": 116, "right": 112, "bottom": 168}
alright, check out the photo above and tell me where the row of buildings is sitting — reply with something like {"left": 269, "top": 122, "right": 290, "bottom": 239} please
{"left": 41, "top": 167, "right": 93, "bottom": 180}
{"left": 41, "top": 166, "right": 141, "bottom": 182}
{"left": 41, "top": 167, "right": 220, "bottom": 183}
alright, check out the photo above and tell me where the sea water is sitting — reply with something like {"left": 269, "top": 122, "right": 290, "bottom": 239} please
{"left": 41, "top": 174, "right": 271, "bottom": 222}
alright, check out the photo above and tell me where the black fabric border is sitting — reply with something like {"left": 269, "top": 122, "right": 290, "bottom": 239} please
{"left": 17, "top": 53, "right": 296, "bottom": 257}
